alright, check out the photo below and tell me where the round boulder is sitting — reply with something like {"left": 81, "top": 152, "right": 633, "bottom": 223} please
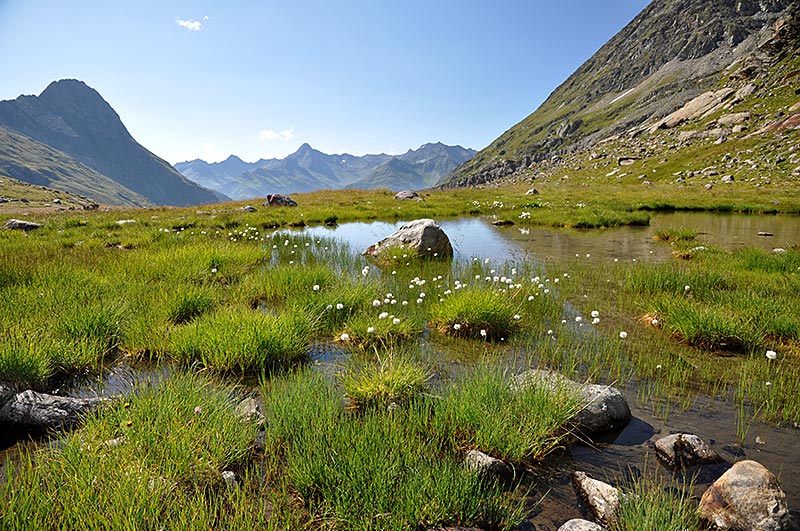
{"left": 557, "top": 519, "right": 606, "bottom": 531}
{"left": 363, "top": 218, "right": 453, "bottom": 259}
{"left": 4, "top": 219, "right": 42, "bottom": 231}
{"left": 698, "top": 460, "right": 796, "bottom": 531}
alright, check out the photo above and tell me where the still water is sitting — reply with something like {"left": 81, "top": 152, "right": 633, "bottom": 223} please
{"left": 288, "top": 211, "right": 800, "bottom": 263}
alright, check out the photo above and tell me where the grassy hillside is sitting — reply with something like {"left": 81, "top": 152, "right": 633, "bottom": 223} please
{"left": 0, "top": 126, "right": 153, "bottom": 207}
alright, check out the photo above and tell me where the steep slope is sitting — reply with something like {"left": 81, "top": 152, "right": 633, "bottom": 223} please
{"left": 443, "top": 0, "right": 796, "bottom": 187}
{"left": 0, "top": 79, "right": 223, "bottom": 206}
{"left": 0, "top": 125, "right": 153, "bottom": 207}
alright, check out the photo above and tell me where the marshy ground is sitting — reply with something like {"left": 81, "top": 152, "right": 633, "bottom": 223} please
{"left": 1, "top": 185, "right": 798, "bottom": 530}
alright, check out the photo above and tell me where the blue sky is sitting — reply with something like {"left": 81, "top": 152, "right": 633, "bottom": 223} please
{"left": 0, "top": 1, "right": 649, "bottom": 164}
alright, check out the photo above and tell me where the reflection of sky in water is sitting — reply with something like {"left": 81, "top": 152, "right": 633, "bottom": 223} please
{"left": 286, "top": 212, "right": 800, "bottom": 264}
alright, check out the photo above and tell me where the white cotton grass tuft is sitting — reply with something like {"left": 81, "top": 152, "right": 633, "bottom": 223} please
{"left": 766, "top": 349, "right": 778, "bottom": 360}
{"left": 619, "top": 331, "right": 628, "bottom": 339}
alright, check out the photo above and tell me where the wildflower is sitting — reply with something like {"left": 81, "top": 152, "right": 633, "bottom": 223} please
{"left": 313, "top": 284, "right": 320, "bottom": 291}
{"left": 378, "top": 312, "right": 389, "bottom": 319}
{"left": 361, "top": 266, "right": 370, "bottom": 277}
{"left": 766, "top": 350, "right": 777, "bottom": 360}
{"left": 480, "top": 329, "right": 487, "bottom": 337}
{"left": 367, "top": 327, "right": 375, "bottom": 333}
{"left": 392, "top": 318, "right": 401, "bottom": 325}
{"left": 513, "top": 314, "right": 521, "bottom": 320}
{"left": 547, "top": 329, "right": 553, "bottom": 335}
{"left": 619, "top": 331, "right": 628, "bottom": 339}
{"left": 651, "top": 318, "right": 659, "bottom": 326}
{"left": 592, "top": 318, "right": 600, "bottom": 325}
{"left": 326, "top": 304, "right": 333, "bottom": 310}
{"left": 528, "top": 295, "right": 535, "bottom": 301}
{"left": 194, "top": 406, "right": 202, "bottom": 415}
{"left": 211, "top": 267, "right": 218, "bottom": 274}
{"left": 684, "top": 285, "right": 691, "bottom": 292}
{"left": 340, "top": 333, "right": 350, "bottom": 341}
{"left": 417, "top": 298, "right": 423, "bottom": 304}
{"left": 656, "top": 364, "right": 662, "bottom": 369}
{"left": 373, "top": 299, "right": 381, "bottom": 306}
{"left": 591, "top": 310, "right": 599, "bottom": 318}
{"left": 766, "top": 381, "right": 772, "bottom": 386}
{"left": 453, "top": 323, "right": 462, "bottom": 330}
{"left": 402, "top": 300, "right": 408, "bottom": 305}
{"left": 575, "top": 316, "right": 583, "bottom": 323}
{"left": 336, "top": 303, "right": 344, "bottom": 310}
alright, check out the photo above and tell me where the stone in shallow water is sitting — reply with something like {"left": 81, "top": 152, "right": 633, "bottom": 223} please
{"left": 698, "top": 460, "right": 797, "bottom": 531}
{"left": 363, "top": 218, "right": 453, "bottom": 259}
{"left": 654, "top": 433, "right": 721, "bottom": 469}
{"left": 512, "top": 369, "right": 631, "bottom": 435}
{"left": 572, "top": 471, "right": 620, "bottom": 526}
{"left": 0, "top": 390, "right": 106, "bottom": 428}
{"left": 464, "top": 449, "right": 512, "bottom": 480}
{"left": 557, "top": 519, "right": 606, "bottom": 531}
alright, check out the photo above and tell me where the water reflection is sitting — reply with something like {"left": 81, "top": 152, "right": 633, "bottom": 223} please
{"left": 287, "top": 212, "right": 800, "bottom": 264}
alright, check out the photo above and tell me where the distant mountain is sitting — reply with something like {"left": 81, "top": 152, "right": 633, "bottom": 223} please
{"left": 175, "top": 142, "right": 476, "bottom": 199}
{"left": 442, "top": 0, "right": 796, "bottom": 187}
{"left": 0, "top": 79, "right": 224, "bottom": 206}
{"left": 0, "top": 125, "right": 152, "bottom": 207}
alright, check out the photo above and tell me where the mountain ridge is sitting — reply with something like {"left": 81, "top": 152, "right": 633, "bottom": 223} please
{"left": 0, "top": 79, "right": 224, "bottom": 206}
{"left": 175, "top": 142, "right": 476, "bottom": 199}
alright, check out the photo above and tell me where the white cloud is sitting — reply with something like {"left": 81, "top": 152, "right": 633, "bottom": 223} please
{"left": 175, "top": 18, "right": 203, "bottom": 31}
{"left": 258, "top": 128, "right": 295, "bottom": 141}
{"left": 203, "top": 15, "right": 210, "bottom": 22}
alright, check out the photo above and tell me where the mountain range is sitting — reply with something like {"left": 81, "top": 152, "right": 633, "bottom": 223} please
{"left": 0, "top": 79, "right": 224, "bottom": 207}
{"left": 443, "top": 0, "right": 799, "bottom": 187}
{"left": 175, "top": 142, "right": 476, "bottom": 200}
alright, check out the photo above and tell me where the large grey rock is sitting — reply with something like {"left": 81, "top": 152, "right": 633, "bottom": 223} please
{"left": 0, "top": 390, "right": 105, "bottom": 428}
{"left": 464, "top": 449, "right": 512, "bottom": 479}
{"left": 4, "top": 219, "right": 42, "bottom": 231}
{"left": 512, "top": 369, "right": 631, "bottom": 435}
{"left": 698, "top": 460, "right": 796, "bottom": 531}
{"left": 262, "top": 194, "right": 297, "bottom": 207}
{"left": 557, "top": 519, "right": 606, "bottom": 531}
{"left": 655, "top": 433, "right": 721, "bottom": 469}
{"left": 394, "top": 190, "right": 423, "bottom": 201}
{"left": 363, "top": 218, "right": 453, "bottom": 259}
{"left": 572, "top": 471, "right": 621, "bottom": 526}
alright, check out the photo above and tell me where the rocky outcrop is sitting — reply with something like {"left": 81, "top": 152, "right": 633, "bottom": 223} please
{"left": 363, "top": 218, "right": 453, "bottom": 259}
{"left": 4, "top": 218, "right": 42, "bottom": 231}
{"left": 557, "top": 519, "right": 606, "bottom": 531}
{"left": 572, "top": 471, "right": 621, "bottom": 526}
{"left": 654, "top": 433, "right": 722, "bottom": 469}
{"left": 262, "top": 194, "right": 297, "bottom": 207}
{"left": 512, "top": 369, "right": 631, "bottom": 435}
{"left": 649, "top": 88, "right": 736, "bottom": 132}
{"left": 0, "top": 390, "right": 106, "bottom": 428}
{"left": 698, "top": 460, "right": 797, "bottom": 531}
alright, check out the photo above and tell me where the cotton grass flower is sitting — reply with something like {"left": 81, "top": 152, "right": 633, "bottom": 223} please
{"left": 340, "top": 333, "right": 350, "bottom": 341}
{"left": 453, "top": 323, "right": 462, "bottom": 331}
{"left": 378, "top": 312, "right": 389, "bottom": 319}
{"left": 335, "top": 303, "right": 344, "bottom": 310}
{"left": 619, "top": 331, "right": 628, "bottom": 339}
{"left": 367, "top": 327, "right": 375, "bottom": 333}
{"left": 591, "top": 310, "right": 599, "bottom": 318}
{"left": 392, "top": 318, "right": 401, "bottom": 325}
{"left": 480, "top": 329, "right": 487, "bottom": 337}
{"left": 312, "top": 284, "right": 320, "bottom": 291}
{"left": 766, "top": 350, "right": 778, "bottom": 360}
{"left": 591, "top": 318, "right": 600, "bottom": 325}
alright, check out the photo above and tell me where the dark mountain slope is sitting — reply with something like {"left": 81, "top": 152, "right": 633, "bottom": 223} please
{"left": 0, "top": 80, "right": 222, "bottom": 206}
{"left": 443, "top": 0, "right": 796, "bottom": 187}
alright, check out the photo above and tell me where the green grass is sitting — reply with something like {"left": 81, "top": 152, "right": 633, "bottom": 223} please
{"left": 262, "top": 369, "right": 527, "bottom": 531}
{"left": 430, "top": 286, "right": 523, "bottom": 340}
{"left": 340, "top": 352, "right": 431, "bottom": 410}
{"left": 169, "top": 307, "right": 312, "bottom": 373}
{"left": 612, "top": 473, "right": 700, "bottom": 531}
{"left": 1, "top": 373, "right": 266, "bottom": 530}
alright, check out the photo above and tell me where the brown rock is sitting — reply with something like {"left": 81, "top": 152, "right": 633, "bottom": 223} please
{"left": 698, "top": 460, "right": 796, "bottom": 531}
